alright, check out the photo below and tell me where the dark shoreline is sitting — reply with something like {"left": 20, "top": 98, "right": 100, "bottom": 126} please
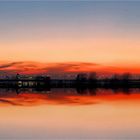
{"left": 0, "top": 79, "right": 139, "bottom": 88}
{"left": 0, "top": 86, "right": 139, "bottom": 95}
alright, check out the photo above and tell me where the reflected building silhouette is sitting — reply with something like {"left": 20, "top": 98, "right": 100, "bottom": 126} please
{"left": 0, "top": 87, "right": 140, "bottom": 106}
{"left": 0, "top": 87, "right": 138, "bottom": 96}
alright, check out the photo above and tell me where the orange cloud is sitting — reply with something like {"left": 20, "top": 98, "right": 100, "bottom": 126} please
{"left": 0, "top": 61, "right": 139, "bottom": 77}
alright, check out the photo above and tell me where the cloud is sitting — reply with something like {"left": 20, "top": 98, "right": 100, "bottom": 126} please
{"left": 0, "top": 62, "right": 23, "bottom": 69}
{"left": 0, "top": 61, "right": 139, "bottom": 77}
{"left": 0, "top": 99, "right": 21, "bottom": 106}
{"left": 0, "top": 61, "right": 100, "bottom": 76}
{"left": 43, "top": 62, "right": 99, "bottom": 73}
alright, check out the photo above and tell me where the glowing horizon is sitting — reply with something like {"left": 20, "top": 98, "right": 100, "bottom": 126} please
{"left": 0, "top": 1, "right": 140, "bottom": 74}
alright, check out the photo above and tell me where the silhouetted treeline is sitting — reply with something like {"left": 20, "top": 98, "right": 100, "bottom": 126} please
{"left": 0, "top": 73, "right": 140, "bottom": 88}
{"left": 75, "top": 72, "right": 140, "bottom": 88}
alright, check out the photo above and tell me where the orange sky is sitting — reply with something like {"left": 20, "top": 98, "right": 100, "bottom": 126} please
{"left": 0, "top": 2, "right": 140, "bottom": 75}
{"left": 1, "top": 37, "right": 140, "bottom": 66}
{"left": 0, "top": 61, "right": 139, "bottom": 77}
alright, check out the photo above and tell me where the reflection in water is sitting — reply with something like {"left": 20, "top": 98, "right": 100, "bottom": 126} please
{"left": 0, "top": 88, "right": 140, "bottom": 106}
{"left": 0, "top": 88, "right": 140, "bottom": 139}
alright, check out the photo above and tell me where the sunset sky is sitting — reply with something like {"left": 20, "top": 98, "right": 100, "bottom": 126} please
{"left": 0, "top": 1, "right": 140, "bottom": 75}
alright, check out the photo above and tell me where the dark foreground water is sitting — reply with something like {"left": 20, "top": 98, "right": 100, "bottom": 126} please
{"left": 0, "top": 88, "right": 140, "bottom": 140}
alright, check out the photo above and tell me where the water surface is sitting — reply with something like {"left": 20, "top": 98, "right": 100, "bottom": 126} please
{"left": 0, "top": 88, "right": 140, "bottom": 140}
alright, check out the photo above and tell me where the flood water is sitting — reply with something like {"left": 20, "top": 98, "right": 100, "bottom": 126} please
{"left": 0, "top": 88, "right": 140, "bottom": 140}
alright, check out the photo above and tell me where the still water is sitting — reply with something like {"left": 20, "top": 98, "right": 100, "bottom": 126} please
{"left": 0, "top": 88, "right": 140, "bottom": 140}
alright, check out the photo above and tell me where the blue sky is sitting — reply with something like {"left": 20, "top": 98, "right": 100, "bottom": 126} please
{"left": 0, "top": 1, "right": 140, "bottom": 68}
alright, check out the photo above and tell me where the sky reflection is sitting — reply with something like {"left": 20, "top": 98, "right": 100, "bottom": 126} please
{"left": 0, "top": 88, "right": 140, "bottom": 106}
{"left": 0, "top": 89, "right": 140, "bottom": 139}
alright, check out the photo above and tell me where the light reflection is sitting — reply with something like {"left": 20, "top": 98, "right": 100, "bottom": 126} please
{"left": 0, "top": 88, "right": 140, "bottom": 139}
{"left": 0, "top": 88, "right": 140, "bottom": 106}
